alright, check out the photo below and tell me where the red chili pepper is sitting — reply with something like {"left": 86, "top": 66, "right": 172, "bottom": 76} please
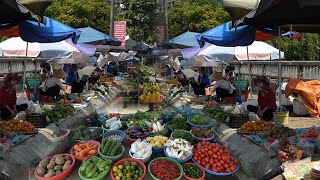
{"left": 151, "top": 160, "right": 180, "bottom": 180}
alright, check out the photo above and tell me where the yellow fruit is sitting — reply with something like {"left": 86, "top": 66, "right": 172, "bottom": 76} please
{"left": 146, "top": 137, "right": 153, "bottom": 142}
{"left": 118, "top": 165, "right": 123, "bottom": 169}
{"left": 113, "top": 166, "right": 118, "bottom": 172}
{"left": 155, "top": 141, "right": 163, "bottom": 148}
{"left": 116, "top": 176, "right": 120, "bottom": 180}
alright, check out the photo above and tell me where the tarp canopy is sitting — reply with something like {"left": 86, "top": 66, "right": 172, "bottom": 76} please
{"left": 164, "top": 31, "right": 200, "bottom": 48}
{"left": 0, "top": 17, "right": 81, "bottom": 43}
{"left": 183, "top": 41, "right": 284, "bottom": 64}
{"left": 222, "top": 0, "right": 260, "bottom": 23}
{"left": 0, "top": 37, "right": 91, "bottom": 63}
{"left": 77, "top": 27, "right": 122, "bottom": 45}
{"left": 235, "top": 0, "right": 320, "bottom": 33}
{"left": 18, "top": 0, "right": 52, "bottom": 19}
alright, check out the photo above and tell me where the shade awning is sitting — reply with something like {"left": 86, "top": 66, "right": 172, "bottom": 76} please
{"left": 77, "top": 27, "right": 122, "bottom": 45}
{"left": 164, "top": 31, "right": 200, "bottom": 48}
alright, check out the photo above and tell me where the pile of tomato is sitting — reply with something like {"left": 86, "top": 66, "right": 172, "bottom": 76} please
{"left": 193, "top": 141, "right": 238, "bottom": 173}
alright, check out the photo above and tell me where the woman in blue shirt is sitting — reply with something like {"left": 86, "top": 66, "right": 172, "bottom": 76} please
{"left": 66, "top": 64, "right": 87, "bottom": 93}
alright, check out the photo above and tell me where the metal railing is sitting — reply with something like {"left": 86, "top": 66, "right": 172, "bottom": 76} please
{"left": 229, "top": 61, "right": 320, "bottom": 80}
{"left": 0, "top": 57, "right": 49, "bottom": 75}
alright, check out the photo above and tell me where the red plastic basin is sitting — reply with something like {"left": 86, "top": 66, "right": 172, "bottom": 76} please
{"left": 183, "top": 162, "right": 206, "bottom": 180}
{"left": 110, "top": 158, "right": 147, "bottom": 180}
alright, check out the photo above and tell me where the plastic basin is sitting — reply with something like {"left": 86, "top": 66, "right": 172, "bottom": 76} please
{"left": 182, "top": 163, "right": 205, "bottom": 180}
{"left": 162, "top": 116, "right": 172, "bottom": 124}
{"left": 78, "top": 158, "right": 110, "bottom": 180}
{"left": 171, "top": 130, "right": 194, "bottom": 144}
{"left": 192, "top": 157, "right": 239, "bottom": 176}
{"left": 129, "top": 149, "right": 152, "bottom": 163}
{"left": 34, "top": 154, "right": 75, "bottom": 180}
{"left": 148, "top": 157, "right": 183, "bottom": 180}
{"left": 148, "top": 134, "right": 165, "bottom": 154}
{"left": 98, "top": 144, "right": 125, "bottom": 161}
{"left": 110, "top": 158, "right": 147, "bottom": 180}
{"left": 102, "top": 130, "right": 126, "bottom": 143}
{"left": 70, "top": 140, "right": 100, "bottom": 161}
{"left": 164, "top": 146, "right": 192, "bottom": 164}
{"left": 187, "top": 119, "right": 212, "bottom": 128}
{"left": 190, "top": 129, "right": 215, "bottom": 142}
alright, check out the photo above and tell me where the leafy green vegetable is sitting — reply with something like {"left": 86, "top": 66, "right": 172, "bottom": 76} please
{"left": 202, "top": 106, "right": 230, "bottom": 123}
{"left": 46, "top": 105, "right": 75, "bottom": 123}
{"left": 189, "top": 114, "right": 210, "bottom": 125}
{"left": 169, "top": 117, "right": 188, "bottom": 130}
{"left": 172, "top": 130, "right": 193, "bottom": 143}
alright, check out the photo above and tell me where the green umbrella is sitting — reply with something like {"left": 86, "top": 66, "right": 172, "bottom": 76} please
{"left": 18, "top": 0, "right": 52, "bottom": 18}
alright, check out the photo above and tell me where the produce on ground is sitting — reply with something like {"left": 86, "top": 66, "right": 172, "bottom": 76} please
{"left": 46, "top": 105, "right": 76, "bottom": 123}
{"left": 182, "top": 164, "right": 203, "bottom": 179}
{"left": 239, "top": 121, "right": 274, "bottom": 134}
{"left": 109, "top": 113, "right": 121, "bottom": 119}
{"left": 168, "top": 117, "right": 188, "bottom": 130}
{"left": 191, "top": 127, "right": 213, "bottom": 138}
{"left": 125, "top": 127, "right": 150, "bottom": 140}
{"left": 130, "top": 140, "right": 152, "bottom": 159}
{"left": 0, "top": 130, "right": 15, "bottom": 139}
{"left": 0, "top": 120, "right": 36, "bottom": 134}
{"left": 150, "top": 159, "right": 181, "bottom": 180}
{"left": 112, "top": 160, "right": 144, "bottom": 180}
{"left": 99, "top": 139, "right": 123, "bottom": 157}
{"left": 73, "top": 125, "right": 103, "bottom": 140}
{"left": 105, "top": 134, "right": 122, "bottom": 141}
{"left": 172, "top": 130, "right": 194, "bottom": 143}
{"left": 139, "top": 83, "right": 162, "bottom": 104}
{"left": 36, "top": 155, "right": 73, "bottom": 178}
{"left": 73, "top": 143, "right": 98, "bottom": 158}
{"left": 300, "top": 127, "right": 320, "bottom": 140}
{"left": 202, "top": 106, "right": 230, "bottom": 123}
{"left": 79, "top": 156, "right": 113, "bottom": 178}
{"left": 278, "top": 139, "right": 303, "bottom": 163}
{"left": 102, "top": 117, "right": 122, "bottom": 131}
{"left": 260, "top": 125, "right": 295, "bottom": 139}
{"left": 189, "top": 114, "right": 210, "bottom": 126}
{"left": 193, "top": 142, "right": 238, "bottom": 173}
{"left": 165, "top": 139, "right": 193, "bottom": 160}
{"left": 146, "top": 135, "right": 168, "bottom": 148}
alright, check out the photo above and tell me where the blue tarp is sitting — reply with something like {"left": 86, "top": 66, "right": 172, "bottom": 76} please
{"left": 165, "top": 31, "right": 200, "bottom": 47}
{"left": 77, "top": 27, "right": 121, "bottom": 45}
{"left": 196, "top": 22, "right": 256, "bottom": 47}
{"left": 18, "top": 17, "right": 81, "bottom": 43}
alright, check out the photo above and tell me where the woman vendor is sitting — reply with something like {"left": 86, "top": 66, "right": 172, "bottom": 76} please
{"left": 247, "top": 76, "right": 276, "bottom": 120}
{"left": 209, "top": 72, "right": 236, "bottom": 103}
{"left": 66, "top": 64, "right": 87, "bottom": 94}
{"left": 0, "top": 74, "right": 28, "bottom": 120}
{"left": 190, "top": 67, "right": 212, "bottom": 95}
{"left": 39, "top": 68, "right": 70, "bottom": 101}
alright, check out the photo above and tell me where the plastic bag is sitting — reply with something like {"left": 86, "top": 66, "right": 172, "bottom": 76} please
{"left": 232, "top": 103, "right": 241, "bottom": 115}
{"left": 14, "top": 112, "right": 26, "bottom": 120}
{"left": 268, "top": 140, "right": 280, "bottom": 158}
{"left": 296, "top": 140, "right": 315, "bottom": 157}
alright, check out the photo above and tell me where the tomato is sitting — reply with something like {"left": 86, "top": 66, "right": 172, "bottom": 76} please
{"left": 223, "top": 163, "right": 229, "bottom": 168}
{"left": 217, "top": 155, "right": 222, "bottom": 160}
{"left": 209, "top": 159, "right": 214, "bottom": 164}
{"left": 212, "top": 154, "right": 217, "bottom": 158}
{"left": 226, "top": 168, "right": 231, "bottom": 172}
{"left": 200, "top": 154, "right": 205, "bottom": 158}
{"left": 204, "top": 164, "right": 210, "bottom": 169}
{"left": 212, "top": 168, "right": 218, "bottom": 172}
{"left": 204, "top": 157, "right": 209, "bottom": 162}
{"left": 208, "top": 150, "right": 213, "bottom": 155}
{"left": 217, "top": 162, "right": 222, "bottom": 167}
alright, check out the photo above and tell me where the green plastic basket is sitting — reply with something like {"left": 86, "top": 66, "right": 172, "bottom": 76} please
{"left": 148, "top": 157, "right": 184, "bottom": 180}
{"left": 78, "top": 162, "right": 110, "bottom": 180}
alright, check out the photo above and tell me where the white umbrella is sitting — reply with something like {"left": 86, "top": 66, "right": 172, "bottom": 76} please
{"left": 182, "top": 69, "right": 199, "bottom": 81}
{"left": 78, "top": 66, "right": 96, "bottom": 79}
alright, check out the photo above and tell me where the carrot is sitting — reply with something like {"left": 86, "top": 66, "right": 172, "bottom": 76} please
{"left": 87, "top": 149, "right": 97, "bottom": 155}
{"left": 80, "top": 147, "right": 95, "bottom": 156}
{"left": 74, "top": 145, "right": 82, "bottom": 152}
{"left": 75, "top": 152, "right": 80, "bottom": 157}
{"left": 79, "top": 144, "right": 87, "bottom": 149}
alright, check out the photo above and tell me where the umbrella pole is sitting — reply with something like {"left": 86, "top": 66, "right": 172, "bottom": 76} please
{"left": 277, "top": 26, "right": 282, "bottom": 110}
{"left": 246, "top": 46, "right": 253, "bottom": 100}
{"left": 22, "top": 42, "right": 29, "bottom": 98}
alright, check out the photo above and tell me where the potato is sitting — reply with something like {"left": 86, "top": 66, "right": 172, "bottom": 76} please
{"left": 55, "top": 155, "right": 65, "bottom": 165}
{"left": 44, "top": 171, "right": 55, "bottom": 178}
{"left": 62, "top": 163, "right": 71, "bottom": 171}
{"left": 53, "top": 165, "right": 62, "bottom": 171}
{"left": 47, "top": 162, "right": 55, "bottom": 170}
{"left": 55, "top": 170, "right": 62, "bottom": 175}
{"left": 36, "top": 167, "right": 46, "bottom": 176}
{"left": 39, "top": 159, "right": 48, "bottom": 168}
{"left": 65, "top": 160, "right": 72, "bottom": 165}
{"left": 64, "top": 156, "right": 70, "bottom": 161}
{"left": 48, "top": 169, "right": 55, "bottom": 174}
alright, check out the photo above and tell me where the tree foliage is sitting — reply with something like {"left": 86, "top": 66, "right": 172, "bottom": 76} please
{"left": 168, "top": 0, "right": 230, "bottom": 38}
{"left": 45, "top": 0, "right": 111, "bottom": 34}
{"left": 270, "top": 33, "right": 320, "bottom": 60}
{"left": 118, "top": 0, "right": 160, "bottom": 44}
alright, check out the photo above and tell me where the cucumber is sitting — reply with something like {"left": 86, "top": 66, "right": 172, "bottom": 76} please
{"left": 85, "top": 163, "right": 94, "bottom": 175}
{"left": 80, "top": 161, "right": 91, "bottom": 172}
{"left": 101, "top": 138, "right": 107, "bottom": 149}
{"left": 91, "top": 156, "right": 99, "bottom": 163}
{"left": 110, "top": 143, "right": 121, "bottom": 156}
{"left": 102, "top": 139, "right": 112, "bottom": 155}
{"left": 87, "top": 166, "right": 98, "bottom": 178}
{"left": 92, "top": 172, "right": 99, "bottom": 178}
{"left": 96, "top": 158, "right": 104, "bottom": 168}
{"left": 100, "top": 160, "right": 112, "bottom": 168}
{"left": 106, "top": 140, "right": 117, "bottom": 156}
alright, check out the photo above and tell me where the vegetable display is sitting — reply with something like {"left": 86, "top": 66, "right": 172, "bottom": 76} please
{"left": 278, "top": 139, "right": 303, "bottom": 163}
{"left": 193, "top": 142, "right": 238, "bottom": 174}
{"left": 0, "top": 120, "right": 36, "bottom": 134}
{"left": 189, "top": 114, "right": 210, "bottom": 126}
{"left": 191, "top": 127, "right": 213, "bottom": 139}
{"left": 202, "top": 106, "right": 230, "bottom": 123}
{"left": 125, "top": 127, "right": 150, "bottom": 140}
{"left": 127, "top": 111, "right": 159, "bottom": 128}
{"left": 102, "top": 117, "right": 123, "bottom": 131}
{"left": 139, "top": 83, "right": 162, "bottom": 104}
{"left": 99, "top": 139, "right": 122, "bottom": 157}
{"left": 105, "top": 134, "right": 122, "bottom": 141}
{"left": 46, "top": 105, "right": 76, "bottom": 123}
{"left": 182, "top": 164, "right": 203, "bottom": 179}
{"left": 146, "top": 135, "right": 168, "bottom": 148}
{"left": 300, "top": 127, "right": 320, "bottom": 140}
{"left": 239, "top": 121, "right": 274, "bottom": 134}
{"left": 260, "top": 125, "right": 296, "bottom": 139}
{"left": 35, "top": 155, "right": 73, "bottom": 178}
{"left": 162, "top": 107, "right": 177, "bottom": 118}
{"left": 79, "top": 156, "right": 113, "bottom": 179}
{"left": 165, "top": 139, "right": 193, "bottom": 160}
{"left": 169, "top": 117, "right": 188, "bottom": 130}
{"left": 72, "top": 143, "right": 98, "bottom": 159}
{"left": 171, "top": 130, "right": 194, "bottom": 143}
{"left": 109, "top": 113, "right": 121, "bottom": 119}
{"left": 150, "top": 121, "right": 167, "bottom": 134}
{"left": 112, "top": 160, "right": 144, "bottom": 180}
{"left": 150, "top": 159, "right": 181, "bottom": 180}
{"left": 73, "top": 125, "right": 103, "bottom": 140}
{"left": 130, "top": 140, "right": 152, "bottom": 159}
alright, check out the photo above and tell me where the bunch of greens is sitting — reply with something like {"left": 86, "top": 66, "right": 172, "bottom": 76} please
{"left": 139, "top": 65, "right": 161, "bottom": 76}
{"left": 127, "top": 111, "right": 160, "bottom": 127}
{"left": 46, "top": 105, "right": 75, "bottom": 123}
{"left": 169, "top": 117, "right": 188, "bottom": 130}
{"left": 189, "top": 114, "right": 210, "bottom": 125}
{"left": 202, "top": 106, "right": 231, "bottom": 123}
{"left": 162, "top": 107, "right": 177, "bottom": 118}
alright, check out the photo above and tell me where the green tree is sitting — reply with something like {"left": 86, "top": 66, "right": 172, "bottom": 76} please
{"left": 168, "top": 0, "right": 230, "bottom": 38}
{"left": 118, "top": 0, "right": 160, "bottom": 44}
{"left": 45, "top": 0, "right": 111, "bottom": 34}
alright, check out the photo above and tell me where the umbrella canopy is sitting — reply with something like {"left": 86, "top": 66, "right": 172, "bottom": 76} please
{"left": 0, "top": 17, "right": 81, "bottom": 43}
{"left": 184, "top": 41, "right": 284, "bottom": 67}
{"left": 164, "top": 31, "right": 200, "bottom": 48}
{"left": 0, "top": 37, "right": 90, "bottom": 63}
{"left": 77, "top": 27, "right": 121, "bottom": 45}
{"left": 18, "top": 0, "right": 52, "bottom": 19}
{"left": 222, "top": 0, "right": 260, "bottom": 22}
{"left": 0, "top": 0, "right": 41, "bottom": 24}
{"left": 235, "top": 0, "right": 320, "bottom": 32}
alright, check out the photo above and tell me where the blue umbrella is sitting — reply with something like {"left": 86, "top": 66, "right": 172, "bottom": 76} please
{"left": 77, "top": 27, "right": 121, "bottom": 45}
{"left": 164, "top": 31, "right": 200, "bottom": 48}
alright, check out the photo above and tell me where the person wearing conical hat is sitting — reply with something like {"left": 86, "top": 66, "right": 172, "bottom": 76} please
{"left": 39, "top": 68, "right": 70, "bottom": 101}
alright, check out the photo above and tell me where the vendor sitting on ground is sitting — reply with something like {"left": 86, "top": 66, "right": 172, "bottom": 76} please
{"left": 39, "top": 68, "right": 70, "bottom": 101}
{"left": 0, "top": 74, "right": 28, "bottom": 120}
{"left": 209, "top": 72, "right": 236, "bottom": 103}
{"left": 190, "top": 67, "right": 212, "bottom": 95}
{"left": 247, "top": 76, "right": 277, "bottom": 121}
{"left": 66, "top": 64, "right": 87, "bottom": 94}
